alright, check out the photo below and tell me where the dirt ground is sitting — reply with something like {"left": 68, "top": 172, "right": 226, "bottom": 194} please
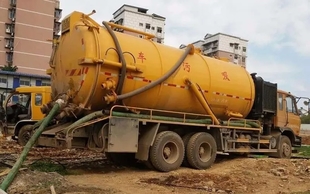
{"left": 0, "top": 133, "right": 310, "bottom": 194}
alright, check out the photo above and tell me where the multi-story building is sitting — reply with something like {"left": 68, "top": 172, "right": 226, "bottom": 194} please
{"left": 0, "top": 0, "right": 62, "bottom": 76}
{"left": 112, "top": 4, "right": 166, "bottom": 44}
{"left": 181, "top": 33, "right": 248, "bottom": 68}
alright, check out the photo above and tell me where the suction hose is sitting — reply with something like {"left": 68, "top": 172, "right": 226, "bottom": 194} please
{"left": 116, "top": 45, "right": 193, "bottom": 100}
{"left": 0, "top": 100, "right": 63, "bottom": 192}
{"left": 102, "top": 21, "right": 127, "bottom": 95}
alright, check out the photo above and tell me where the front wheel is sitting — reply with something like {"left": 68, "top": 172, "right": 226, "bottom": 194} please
{"left": 18, "top": 125, "right": 34, "bottom": 146}
{"left": 276, "top": 135, "right": 292, "bottom": 159}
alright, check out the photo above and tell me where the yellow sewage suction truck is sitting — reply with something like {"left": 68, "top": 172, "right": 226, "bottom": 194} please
{"left": 24, "top": 10, "right": 308, "bottom": 172}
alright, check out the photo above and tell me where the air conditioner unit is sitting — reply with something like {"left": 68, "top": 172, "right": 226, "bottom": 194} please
{"left": 5, "top": 28, "right": 11, "bottom": 33}
{"left": 11, "top": 18, "right": 15, "bottom": 22}
{"left": 11, "top": 32, "right": 14, "bottom": 37}
{"left": 10, "top": 47, "right": 13, "bottom": 51}
{"left": 5, "top": 44, "right": 9, "bottom": 48}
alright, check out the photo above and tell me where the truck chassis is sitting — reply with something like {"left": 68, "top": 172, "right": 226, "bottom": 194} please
{"left": 35, "top": 105, "right": 293, "bottom": 172}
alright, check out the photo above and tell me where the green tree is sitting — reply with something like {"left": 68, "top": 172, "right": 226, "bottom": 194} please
{"left": 301, "top": 114, "right": 310, "bottom": 124}
{"left": 0, "top": 63, "right": 18, "bottom": 72}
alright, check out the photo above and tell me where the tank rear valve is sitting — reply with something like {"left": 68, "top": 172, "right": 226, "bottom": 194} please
{"left": 104, "top": 94, "right": 117, "bottom": 104}
{"left": 101, "top": 79, "right": 116, "bottom": 90}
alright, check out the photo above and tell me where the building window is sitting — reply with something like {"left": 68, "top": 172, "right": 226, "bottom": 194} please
{"left": 5, "top": 24, "right": 13, "bottom": 34}
{"left": 20, "top": 80, "right": 30, "bottom": 86}
{"left": 145, "top": 23, "right": 151, "bottom": 29}
{"left": 234, "top": 54, "right": 238, "bottom": 59}
{"left": 139, "top": 23, "right": 143, "bottom": 27}
{"left": 243, "top": 47, "right": 247, "bottom": 52}
{"left": 54, "top": 21, "right": 61, "bottom": 34}
{"left": 157, "top": 27, "right": 162, "bottom": 33}
{"left": 234, "top": 45, "right": 238, "bottom": 49}
{"left": 5, "top": 38, "right": 14, "bottom": 48}
{"left": 54, "top": 8, "right": 62, "bottom": 19}
{"left": 35, "top": 94, "right": 43, "bottom": 106}
{"left": 8, "top": 8, "right": 16, "bottom": 20}
{"left": 151, "top": 26, "right": 155, "bottom": 30}
{"left": 242, "top": 57, "right": 245, "bottom": 62}
{"left": 0, "top": 78, "right": 7, "bottom": 84}
{"left": 10, "top": 0, "right": 16, "bottom": 6}
{"left": 6, "top": 52, "right": 13, "bottom": 62}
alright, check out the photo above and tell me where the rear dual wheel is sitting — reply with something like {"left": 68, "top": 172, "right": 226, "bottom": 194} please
{"left": 185, "top": 132, "right": 217, "bottom": 169}
{"left": 149, "top": 131, "right": 184, "bottom": 172}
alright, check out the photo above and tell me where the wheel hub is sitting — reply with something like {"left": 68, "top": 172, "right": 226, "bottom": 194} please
{"left": 162, "top": 142, "right": 179, "bottom": 164}
{"left": 199, "top": 142, "right": 211, "bottom": 162}
{"left": 282, "top": 143, "right": 291, "bottom": 157}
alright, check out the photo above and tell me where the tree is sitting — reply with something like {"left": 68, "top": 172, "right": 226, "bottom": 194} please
{"left": 301, "top": 114, "right": 310, "bottom": 124}
{"left": 0, "top": 63, "right": 18, "bottom": 72}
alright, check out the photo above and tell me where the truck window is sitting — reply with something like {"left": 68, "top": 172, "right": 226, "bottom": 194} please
{"left": 35, "top": 94, "right": 42, "bottom": 106}
{"left": 278, "top": 94, "right": 283, "bottom": 110}
{"left": 286, "top": 96, "right": 293, "bottom": 113}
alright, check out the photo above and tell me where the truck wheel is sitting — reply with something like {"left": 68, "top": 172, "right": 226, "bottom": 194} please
{"left": 149, "top": 131, "right": 184, "bottom": 172}
{"left": 276, "top": 135, "right": 292, "bottom": 159}
{"left": 18, "top": 125, "right": 34, "bottom": 146}
{"left": 186, "top": 132, "right": 217, "bottom": 169}
{"left": 182, "top": 133, "right": 194, "bottom": 167}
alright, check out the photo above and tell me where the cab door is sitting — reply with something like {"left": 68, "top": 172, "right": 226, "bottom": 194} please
{"left": 275, "top": 92, "right": 301, "bottom": 135}
{"left": 30, "top": 93, "right": 45, "bottom": 120}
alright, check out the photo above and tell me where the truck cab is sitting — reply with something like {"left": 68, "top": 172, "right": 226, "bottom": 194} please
{"left": 0, "top": 86, "right": 51, "bottom": 144}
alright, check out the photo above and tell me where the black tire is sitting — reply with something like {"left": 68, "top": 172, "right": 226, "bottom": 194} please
{"left": 275, "top": 135, "right": 292, "bottom": 159}
{"left": 182, "top": 133, "right": 194, "bottom": 167}
{"left": 149, "top": 131, "right": 184, "bottom": 172}
{"left": 18, "top": 125, "right": 34, "bottom": 146}
{"left": 186, "top": 132, "right": 217, "bottom": 169}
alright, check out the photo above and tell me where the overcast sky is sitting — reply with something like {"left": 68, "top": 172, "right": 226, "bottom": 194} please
{"left": 60, "top": 0, "right": 310, "bottom": 107}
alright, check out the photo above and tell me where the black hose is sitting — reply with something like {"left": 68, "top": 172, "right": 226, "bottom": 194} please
{"left": 117, "top": 46, "right": 192, "bottom": 100}
{"left": 102, "top": 21, "right": 127, "bottom": 95}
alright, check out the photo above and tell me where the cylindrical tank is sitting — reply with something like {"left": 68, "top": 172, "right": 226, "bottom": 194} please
{"left": 50, "top": 11, "right": 255, "bottom": 120}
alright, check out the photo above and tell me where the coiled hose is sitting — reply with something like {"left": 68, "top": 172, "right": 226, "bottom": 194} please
{"left": 116, "top": 45, "right": 193, "bottom": 100}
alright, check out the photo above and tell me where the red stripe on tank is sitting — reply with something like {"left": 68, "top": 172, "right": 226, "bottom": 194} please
{"left": 84, "top": 67, "right": 89, "bottom": 74}
{"left": 81, "top": 38, "right": 84, "bottom": 45}
{"left": 227, "top": 94, "right": 233, "bottom": 97}
{"left": 245, "top": 98, "right": 252, "bottom": 101}
{"left": 77, "top": 69, "right": 82, "bottom": 76}
{"left": 127, "top": 76, "right": 134, "bottom": 79}
{"left": 70, "top": 69, "right": 76, "bottom": 76}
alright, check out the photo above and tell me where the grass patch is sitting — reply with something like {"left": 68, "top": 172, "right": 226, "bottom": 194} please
{"left": 294, "top": 146, "right": 310, "bottom": 157}
{"left": 29, "top": 160, "right": 68, "bottom": 175}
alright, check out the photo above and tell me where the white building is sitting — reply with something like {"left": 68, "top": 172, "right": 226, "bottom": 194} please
{"left": 181, "top": 33, "right": 248, "bottom": 68}
{"left": 0, "top": 71, "right": 51, "bottom": 99}
{"left": 112, "top": 4, "right": 166, "bottom": 43}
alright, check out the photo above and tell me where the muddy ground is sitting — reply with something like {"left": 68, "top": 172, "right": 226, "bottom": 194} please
{"left": 0, "top": 132, "right": 310, "bottom": 194}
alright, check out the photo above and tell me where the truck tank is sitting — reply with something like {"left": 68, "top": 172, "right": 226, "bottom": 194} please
{"left": 48, "top": 11, "right": 255, "bottom": 120}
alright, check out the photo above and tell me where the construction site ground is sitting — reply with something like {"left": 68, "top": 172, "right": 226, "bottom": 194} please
{"left": 1, "top": 132, "right": 310, "bottom": 194}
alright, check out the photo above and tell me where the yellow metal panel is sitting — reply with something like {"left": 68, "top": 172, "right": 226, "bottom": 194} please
{"left": 51, "top": 11, "right": 255, "bottom": 120}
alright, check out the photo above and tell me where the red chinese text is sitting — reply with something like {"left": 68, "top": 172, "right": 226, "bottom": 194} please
{"left": 222, "top": 71, "right": 230, "bottom": 81}
{"left": 183, "top": 62, "right": 190, "bottom": 72}
{"left": 137, "top": 52, "right": 146, "bottom": 63}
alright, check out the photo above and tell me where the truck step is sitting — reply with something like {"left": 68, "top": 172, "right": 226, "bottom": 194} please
{"left": 227, "top": 138, "right": 270, "bottom": 144}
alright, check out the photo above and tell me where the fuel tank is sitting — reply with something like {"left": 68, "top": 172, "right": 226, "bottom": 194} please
{"left": 49, "top": 11, "right": 255, "bottom": 120}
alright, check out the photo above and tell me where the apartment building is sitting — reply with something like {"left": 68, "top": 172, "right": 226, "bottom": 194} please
{"left": 112, "top": 4, "right": 166, "bottom": 43}
{"left": 0, "top": 0, "right": 62, "bottom": 76}
{"left": 181, "top": 33, "right": 248, "bottom": 68}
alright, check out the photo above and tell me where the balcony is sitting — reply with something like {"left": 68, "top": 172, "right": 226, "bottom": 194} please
{"left": 54, "top": 8, "right": 62, "bottom": 21}
{"left": 53, "top": 21, "right": 61, "bottom": 34}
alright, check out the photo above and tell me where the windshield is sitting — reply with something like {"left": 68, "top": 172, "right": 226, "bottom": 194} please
{"left": 7, "top": 93, "right": 31, "bottom": 107}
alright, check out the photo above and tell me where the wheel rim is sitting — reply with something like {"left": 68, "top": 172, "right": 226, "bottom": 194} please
{"left": 198, "top": 142, "right": 212, "bottom": 162}
{"left": 282, "top": 143, "right": 291, "bottom": 157}
{"left": 162, "top": 141, "right": 179, "bottom": 164}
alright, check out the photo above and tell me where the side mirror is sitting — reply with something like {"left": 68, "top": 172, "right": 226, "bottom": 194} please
{"left": 304, "top": 101, "right": 309, "bottom": 106}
